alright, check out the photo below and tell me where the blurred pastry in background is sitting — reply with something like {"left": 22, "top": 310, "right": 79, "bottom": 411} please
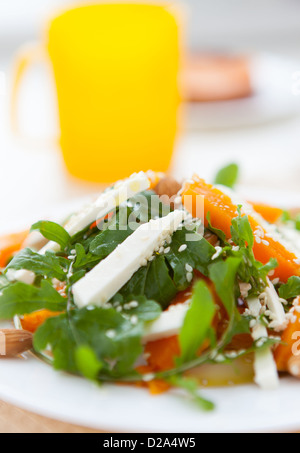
{"left": 184, "top": 54, "right": 253, "bottom": 102}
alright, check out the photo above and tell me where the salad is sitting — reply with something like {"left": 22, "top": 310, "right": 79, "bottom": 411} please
{"left": 0, "top": 168, "right": 300, "bottom": 411}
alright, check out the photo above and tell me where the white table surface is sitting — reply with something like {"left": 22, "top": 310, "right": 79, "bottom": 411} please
{"left": 1, "top": 62, "right": 300, "bottom": 234}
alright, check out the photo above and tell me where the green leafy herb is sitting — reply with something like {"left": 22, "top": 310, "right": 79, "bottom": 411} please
{"left": 31, "top": 221, "right": 71, "bottom": 250}
{"left": 6, "top": 248, "right": 67, "bottom": 282}
{"left": 34, "top": 307, "right": 143, "bottom": 377}
{"left": 0, "top": 274, "right": 9, "bottom": 290}
{"left": 120, "top": 256, "right": 177, "bottom": 310}
{"left": 178, "top": 280, "right": 216, "bottom": 364}
{"left": 0, "top": 280, "right": 67, "bottom": 319}
{"left": 209, "top": 257, "right": 241, "bottom": 314}
{"left": 111, "top": 294, "right": 162, "bottom": 322}
{"left": 89, "top": 221, "right": 132, "bottom": 259}
{"left": 214, "top": 163, "right": 239, "bottom": 189}
{"left": 279, "top": 276, "right": 300, "bottom": 300}
{"left": 164, "top": 225, "right": 216, "bottom": 290}
{"left": 72, "top": 243, "right": 101, "bottom": 272}
{"left": 226, "top": 207, "right": 278, "bottom": 297}
{"left": 231, "top": 207, "right": 254, "bottom": 249}
{"left": 75, "top": 345, "right": 103, "bottom": 380}
{"left": 168, "top": 375, "right": 215, "bottom": 411}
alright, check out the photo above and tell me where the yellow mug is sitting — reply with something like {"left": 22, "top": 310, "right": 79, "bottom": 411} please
{"left": 12, "top": 2, "right": 183, "bottom": 183}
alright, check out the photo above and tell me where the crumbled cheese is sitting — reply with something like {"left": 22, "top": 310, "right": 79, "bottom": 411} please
{"left": 247, "top": 297, "right": 279, "bottom": 390}
{"left": 211, "top": 246, "right": 223, "bottom": 261}
{"left": 142, "top": 302, "right": 190, "bottom": 343}
{"left": 262, "top": 278, "right": 288, "bottom": 332}
{"left": 239, "top": 282, "right": 252, "bottom": 299}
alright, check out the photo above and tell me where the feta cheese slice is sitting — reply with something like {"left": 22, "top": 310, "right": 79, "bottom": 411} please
{"left": 63, "top": 171, "right": 150, "bottom": 237}
{"left": 247, "top": 297, "right": 279, "bottom": 390}
{"left": 263, "top": 278, "right": 287, "bottom": 332}
{"left": 73, "top": 210, "right": 187, "bottom": 308}
{"left": 10, "top": 172, "right": 150, "bottom": 285}
{"left": 142, "top": 302, "right": 190, "bottom": 344}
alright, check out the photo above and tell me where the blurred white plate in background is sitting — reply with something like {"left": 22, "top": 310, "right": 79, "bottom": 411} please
{"left": 187, "top": 53, "right": 300, "bottom": 129}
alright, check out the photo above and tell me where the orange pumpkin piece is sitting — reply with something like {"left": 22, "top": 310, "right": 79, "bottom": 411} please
{"left": 0, "top": 230, "right": 29, "bottom": 268}
{"left": 135, "top": 365, "right": 171, "bottom": 394}
{"left": 249, "top": 202, "right": 283, "bottom": 224}
{"left": 145, "top": 335, "right": 180, "bottom": 372}
{"left": 182, "top": 176, "right": 300, "bottom": 283}
{"left": 21, "top": 309, "right": 61, "bottom": 333}
{"left": 274, "top": 297, "right": 300, "bottom": 372}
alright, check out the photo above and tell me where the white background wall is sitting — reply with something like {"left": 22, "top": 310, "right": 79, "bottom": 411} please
{"left": 1, "top": 0, "right": 300, "bottom": 59}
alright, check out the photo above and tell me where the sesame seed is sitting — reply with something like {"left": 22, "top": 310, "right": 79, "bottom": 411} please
{"left": 164, "top": 247, "right": 171, "bottom": 254}
{"left": 130, "top": 315, "right": 138, "bottom": 325}
{"left": 178, "top": 244, "right": 187, "bottom": 253}
{"left": 185, "top": 263, "right": 193, "bottom": 273}
{"left": 186, "top": 272, "right": 193, "bottom": 283}
{"left": 129, "top": 300, "right": 139, "bottom": 308}
{"left": 106, "top": 329, "right": 116, "bottom": 339}
{"left": 143, "top": 373, "right": 155, "bottom": 382}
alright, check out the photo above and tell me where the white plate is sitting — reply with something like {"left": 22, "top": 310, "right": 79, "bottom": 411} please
{"left": 0, "top": 187, "right": 300, "bottom": 433}
{"left": 187, "top": 53, "right": 300, "bottom": 130}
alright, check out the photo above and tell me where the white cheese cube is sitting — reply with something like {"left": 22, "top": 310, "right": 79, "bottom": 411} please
{"left": 73, "top": 210, "right": 187, "bottom": 308}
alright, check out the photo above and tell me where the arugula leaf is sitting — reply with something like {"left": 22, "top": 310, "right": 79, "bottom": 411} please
{"left": 120, "top": 256, "right": 177, "bottom": 309}
{"left": 214, "top": 163, "right": 239, "bottom": 189}
{"left": 231, "top": 206, "right": 254, "bottom": 249}
{"left": 111, "top": 294, "right": 162, "bottom": 322}
{"left": 168, "top": 375, "right": 215, "bottom": 411}
{"left": 31, "top": 221, "right": 71, "bottom": 250}
{"left": 209, "top": 257, "right": 241, "bottom": 314}
{"left": 279, "top": 276, "right": 300, "bottom": 300}
{"left": 0, "top": 280, "right": 67, "bottom": 319}
{"left": 178, "top": 280, "right": 216, "bottom": 364}
{"left": 75, "top": 345, "right": 103, "bottom": 380}
{"left": 5, "top": 248, "right": 67, "bottom": 282}
{"left": 34, "top": 307, "right": 143, "bottom": 377}
{"left": 72, "top": 243, "right": 101, "bottom": 272}
{"left": 0, "top": 274, "right": 9, "bottom": 290}
{"left": 165, "top": 226, "right": 216, "bottom": 290}
{"left": 226, "top": 208, "right": 278, "bottom": 296}
{"left": 89, "top": 224, "right": 132, "bottom": 259}
{"left": 33, "top": 313, "right": 77, "bottom": 372}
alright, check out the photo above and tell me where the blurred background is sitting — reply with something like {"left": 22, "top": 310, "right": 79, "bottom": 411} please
{"left": 0, "top": 0, "right": 300, "bottom": 232}
{"left": 1, "top": 0, "right": 300, "bottom": 57}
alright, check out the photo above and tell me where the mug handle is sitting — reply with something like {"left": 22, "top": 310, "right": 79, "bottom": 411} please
{"left": 11, "top": 42, "right": 58, "bottom": 144}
